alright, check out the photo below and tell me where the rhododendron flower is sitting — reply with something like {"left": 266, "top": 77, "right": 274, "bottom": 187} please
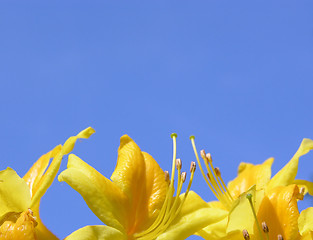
{"left": 190, "top": 137, "right": 313, "bottom": 240}
{"left": 0, "top": 127, "right": 95, "bottom": 240}
{"left": 59, "top": 134, "right": 226, "bottom": 240}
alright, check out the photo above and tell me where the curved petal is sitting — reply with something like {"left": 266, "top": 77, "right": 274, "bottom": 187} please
{"left": 30, "top": 127, "right": 95, "bottom": 208}
{"left": 0, "top": 168, "right": 31, "bottom": 218}
{"left": 133, "top": 152, "right": 168, "bottom": 232}
{"left": 156, "top": 191, "right": 227, "bottom": 240}
{"left": 257, "top": 185, "right": 300, "bottom": 240}
{"left": 65, "top": 225, "right": 126, "bottom": 240}
{"left": 227, "top": 185, "right": 264, "bottom": 235}
{"left": 227, "top": 158, "right": 273, "bottom": 199}
{"left": 0, "top": 210, "right": 37, "bottom": 240}
{"left": 267, "top": 138, "right": 313, "bottom": 191}
{"left": 196, "top": 215, "right": 228, "bottom": 240}
{"left": 299, "top": 207, "right": 313, "bottom": 236}
{"left": 23, "top": 145, "right": 61, "bottom": 197}
{"left": 58, "top": 154, "right": 127, "bottom": 233}
{"left": 110, "top": 135, "right": 146, "bottom": 232}
{"left": 301, "top": 232, "right": 313, "bottom": 240}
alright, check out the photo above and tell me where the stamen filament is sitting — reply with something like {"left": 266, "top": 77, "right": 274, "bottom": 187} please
{"left": 190, "top": 136, "right": 221, "bottom": 200}
{"left": 246, "top": 194, "right": 264, "bottom": 240}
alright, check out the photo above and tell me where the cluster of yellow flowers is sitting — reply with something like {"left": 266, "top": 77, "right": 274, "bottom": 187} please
{"left": 1, "top": 127, "right": 313, "bottom": 240}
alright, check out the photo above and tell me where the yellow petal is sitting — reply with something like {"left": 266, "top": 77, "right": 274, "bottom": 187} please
{"left": 156, "top": 191, "right": 227, "bottom": 240}
{"left": 227, "top": 185, "right": 264, "bottom": 235}
{"left": 23, "top": 145, "right": 61, "bottom": 197}
{"left": 131, "top": 152, "right": 168, "bottom": 234}
{"left": 110, "top": 135, "right": 146, "bottom": 233}
{"left": 61, "top": 127, "right": 96, "bottom": 155}
{"left": 299, "top": 207, "right": 313, "bottom": 236}
{"left": 227, "top": 158, "right": 273, "bottom": 199}
{"left": 257, "top": 185, "right": 300, "bottom": 240}
{"left": 301, "top": 232, "right": 313, "bottom": 240}
{"left": 0, "top": 168, "right": 31, "bottom": 218}
{"left": 0, "top": 210, "right": 37, "bottom": 240}
{"left": 65, "top": 225, "right": 126, "bottom": 240}
{"left": 267, "top": 138, "right": 313, "bottom": 191}
{"left": 196, "top": 215, "right": 228, "bottom": 240}
{"left": 58, "top": 154, "right": 127, "bottom": 233}
{"left": 30, "top": 127, "right": 95, "bottom": 207}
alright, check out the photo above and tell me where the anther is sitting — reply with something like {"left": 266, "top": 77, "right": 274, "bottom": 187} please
{"left": 262, "top": 221, "right": 269, "bottom": 233}
{"left": 297, "top": 187, "right": 305, "bottom": 200}
{"left": 300, "top": 187, "right": 305, "bottom": 195}
{"left": 164, "top": 171, "right": 170, "bottom": 182}
{"left": 214, "top": 167, "right": 221, "bottom": 176}
{"left": 277, "top": 234, "right": 283, "bottom": 240}
{"left": 27, "top": 208, "right": 34, "bottom": 216}
{"left": 189, "top": 135, "right": 195, "bottom": 140}
{"left": 206, "top": 173, "right": 211, "bottom": 181}
{"left": 190, "top": 161, "right": 196, "bottom": 173}
{"left": 206, "top": 153, "right": 212, "bottom": 162}
{"left": 200, "top": 150, "right": 207, "bottom": 159}
{"left": 242, "top": 229, "right": 250, "bottom": 240}
{"left": 176, "top": 158, "right": 182, "bottom": 170}
{"left": 181, "top": 172, "right": 187, "bottom": 183}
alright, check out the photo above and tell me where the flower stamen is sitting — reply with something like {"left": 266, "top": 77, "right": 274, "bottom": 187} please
{"left": 246, "top": 193, "right": 264, "bottom": 240}
{"left": 190, "top": 136, "right": 233, "bottom": 210}
{"left": 134, "top": 134, "right": 195, "bottom": 240}
{"left": 262, "top": 221, "right": 269, "bottom": 240}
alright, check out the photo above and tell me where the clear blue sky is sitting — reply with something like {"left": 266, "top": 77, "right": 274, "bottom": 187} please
{"left": 1, "top": 1, "right": 313, "bottom": 239}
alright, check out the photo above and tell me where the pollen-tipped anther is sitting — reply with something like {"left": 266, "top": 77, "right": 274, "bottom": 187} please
{"left": 214, "top": 167, "right": 221, "bottom": 176}
{"left": 27, "top": 208, "right": 34, "bottom": 216}
{"left": 277, "top": 234, "right": 283, "bottom": 240}
{"left": 262, "top": 221, "right": 269, "bottom": 233}
{"left": 190, "top": 161, "right": 196, "bottom": 173}
{"left": 200, "top": 150, "right": 207, "bottom": 159}
{"left": 181, "top": 172, "right": 187, "bottom": 183}
{"left": 164, "top": 171, "right": 170, "bottom": 182}
{"left": 176, "top": 158, "right": 182, "bottom": 170}
{"left": 206, "top": 173, "right": 211, "bottom": 181}
{"left": 206, "top": 153, "right": 212, "bottom": 162}
{"left": 242, "top": 229, "right": 250, "bottom": 240}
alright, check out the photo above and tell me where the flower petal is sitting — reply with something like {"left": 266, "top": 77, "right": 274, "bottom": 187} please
{"left": 0, "top": 168, "right": 31, "bottom": 218}
{"left": 299, "top": 207, "right": 313, "bottom": 236}
{"left": 23, "top": 145, "right": 61, "bottom": 197}
{"left": 110, "top": 135, "right": 146, "bottom": 233}
{"left": 267, "top": 138, "right": 313, "bottom": 191}
{"left": 156, "top": 191, "right": 227, "bottom": 240}
{"left": 65, "top": 225, "right": 126, "bottom": 240}
{"left": 30, "top": 127, "right": 95, "bottom": 207}
{"left": 131, "top": 152, "right": 168, "bottom": 233}
{"left": 228, "top": 158, "right": 273, "bottom": 199}
{"left": 196, "top": 214, "right": 229, "bottom": 240}
{"left": 58, "top": 154, "right": 127, "bottom": 233}
{"left": 257, "top": 184, "right": 300, "bottom": 240}
{"left": 227, "top": 185, "right": 264, "bottom": 235}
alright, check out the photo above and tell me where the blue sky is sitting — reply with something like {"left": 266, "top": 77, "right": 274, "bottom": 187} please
{"left": 1, "top": 1, "right": 313, "bottom": 239}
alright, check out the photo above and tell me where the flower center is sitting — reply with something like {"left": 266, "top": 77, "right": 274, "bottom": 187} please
{"left": 133, "top": 134, "right": 196, "bottom": 240}
{"left": 190, "top": 136, "right": 234, "bottom": 210}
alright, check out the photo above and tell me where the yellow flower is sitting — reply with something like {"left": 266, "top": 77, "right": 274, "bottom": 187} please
{"left": 190, "top": 137, "right": 313, "bottom": 240}
{"left": 58, "top": 134, "right": 226, "bottom": 240}
{"left": 0, "top": 127, "right": 95, "bottom": 240}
